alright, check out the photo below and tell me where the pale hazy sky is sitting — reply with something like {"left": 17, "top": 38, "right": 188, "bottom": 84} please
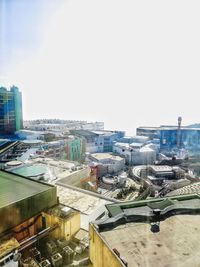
{"left": 1, "top": 0, "right": 200, "bottom": 135}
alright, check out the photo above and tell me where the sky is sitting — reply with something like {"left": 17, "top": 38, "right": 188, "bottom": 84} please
{"left": 0, "top": 0, "right": 200, "bottom": 135}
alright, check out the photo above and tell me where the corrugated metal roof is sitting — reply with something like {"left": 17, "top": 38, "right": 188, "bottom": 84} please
{"left": 0, "top": 170, "right": 57, "bottom": 234}
{"left": 0, "top": 170, "right": 54, "bottom": 208}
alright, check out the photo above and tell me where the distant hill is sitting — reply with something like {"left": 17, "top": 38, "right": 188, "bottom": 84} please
{"left": 187, "top": 124, "right": 200, "bottom": 128}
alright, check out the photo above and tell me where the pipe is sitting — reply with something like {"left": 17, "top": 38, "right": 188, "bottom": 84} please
{"left": 19, "top": 224, "right": 58, "bottom": 251}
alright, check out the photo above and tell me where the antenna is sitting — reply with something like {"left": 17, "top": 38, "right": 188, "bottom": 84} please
{"left": 177, "top": 116, "right": 182, "bottom": 148}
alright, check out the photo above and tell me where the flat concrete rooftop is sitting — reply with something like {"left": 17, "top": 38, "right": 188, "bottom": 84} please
{"left": 101, "top": 214, "right": 200, "bottom": 267}
{"left": 91, "top": 153, "right": 123, "bottom": 161}
{"left": 149, "top": 165, "right": 173, "bottom": 172}
{"left": 57, "top": 186, "right": 110, "bottom": 230}
{"left": 57, "top": 185, "right": 109, "bottom": 215}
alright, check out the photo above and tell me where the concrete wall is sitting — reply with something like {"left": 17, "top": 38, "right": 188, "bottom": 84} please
{"left": 113, "top": 144, "right": 156, "bottom": 165}
{"left": 107, "top": 159, "right": 125, "bottom": 173}
{"left": 86, "top": 136, "right": 104, "bottom": 153}
{"left": 44, "top": 211, "right": 80, "bottom": 240}
{"left": 89, "top": 224, "right": 124, "bottom": 267}
{"left": 57, "top": 167, "right": 91, "bottom": 187}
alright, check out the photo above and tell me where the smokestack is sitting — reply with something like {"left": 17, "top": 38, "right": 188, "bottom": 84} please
{"left": 177, "top": 116, "right": 182, "bottom": 148}
{"left": 178, "top": 116, "right": 182, "bottom": 129}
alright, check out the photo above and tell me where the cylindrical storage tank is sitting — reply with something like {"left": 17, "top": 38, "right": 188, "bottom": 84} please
{"left": 118, "top": 173, "right": 127, "bottom": 186}
{"left": 5, "top": 160, "right": 23, "bottom": 169}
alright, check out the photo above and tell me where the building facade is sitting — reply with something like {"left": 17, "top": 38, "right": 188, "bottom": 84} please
{"left": 0, "top": 86, "right": 23, "bottom": 134}
{"left": 24, "top": 120, "right": 104, "bottom": 132}
{"left": 136, "top": 127, "right": 160, "bottom": 139}
{"left": 71, "top": 130, "right": 125, "bottom": 153}
{"left": 88, "top": 153, "right": 125, "bottom": 175}
{"left": 137, "top": 125, "right": 200, "bottom": 151}
{"left": 160, "top": 128, "right": 200, "bottom": 150}
{"left": 41, "top": 136, "right": 84, "bottom": 162}
{"left": 113, "top": 142, "right": 157, "bottom": 165}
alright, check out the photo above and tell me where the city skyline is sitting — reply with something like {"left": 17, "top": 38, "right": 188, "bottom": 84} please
{"left": 1, "top": 0, "right": 200, "bottom": 135}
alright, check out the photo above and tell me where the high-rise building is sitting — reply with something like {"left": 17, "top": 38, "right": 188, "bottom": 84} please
{"left": 0, "top": 86, "right": 23, "bottom": 134}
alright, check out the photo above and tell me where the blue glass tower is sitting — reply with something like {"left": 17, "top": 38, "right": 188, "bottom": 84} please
{"left": 0, "top": 86, "right": 23, "bottom": 134}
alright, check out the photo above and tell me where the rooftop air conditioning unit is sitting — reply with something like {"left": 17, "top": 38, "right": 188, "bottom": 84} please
{"left": 51, "top": 253, "right": 63, "bottom": 267}
{"left": 39, "top": 259, "right": 51, "bottom": 267}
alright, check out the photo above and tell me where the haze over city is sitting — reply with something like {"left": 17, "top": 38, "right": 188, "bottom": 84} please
{"left": 2, "top": 1, "right": 200, "bottom": 266}
{"left": 1, "top": 0, "right": 200, "bottom": 134}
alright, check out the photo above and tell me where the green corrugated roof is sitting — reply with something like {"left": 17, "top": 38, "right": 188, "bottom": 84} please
{"left": 0, "top": 170, "right": 54, "bottom": 208}
{"left": 105, "top": 194, "right": 200, "bottom": 217}
{"left": 0, "top": 170, "right": 57, "bottom": 234}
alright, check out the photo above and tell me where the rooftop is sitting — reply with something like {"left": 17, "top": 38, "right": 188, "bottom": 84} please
{"left": 11, "top": 164, "right": 47, "bottom": 177}
{"left": 132, "top": 135, "right": 149, "bottom": 140}
{"left": 167, "top": 182, "right": 200, "bottom": 196}
{"left": 0, "top": 171, "right": 54, "bottom": 208}
{"left": 100, "top": 215, "right": 200, "bottom": 267}
{"left": 130, "top": 143, "right": 143, "bottom": 148}
{"left": 91, "top": 130, "right": 117, "bottom": 136}
{"left": 93, "top": 195, "right": 200, "bottom": 267}
{"left": 91, "top": 153, "right": 124, "bottom": 162}
{"left": 0, "top": 170, "right": 57, "bottom": 233}
{"left": 57, "top": 185, "right": 110, "bottom": 230}
{"left": 114, "top": 142, "right": 130, "bottom": 148}
{"left": 139, "top": 146, "right": 154, "bottom": 152}
{"left": 138, "top": 126, "right": 200, "bottom": 131}
{"left": 57, "top": 185, "right": 109, "bottom": 215}
{"left": 149, "top": 165, "right": 173, "bottom": 172}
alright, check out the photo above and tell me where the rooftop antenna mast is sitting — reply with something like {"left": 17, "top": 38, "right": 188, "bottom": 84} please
{"left": 177, "top": 116, "right": 182, "bottom": 148}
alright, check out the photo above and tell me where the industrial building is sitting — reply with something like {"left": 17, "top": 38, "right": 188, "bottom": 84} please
{"left": 70, "top": 130, "right": 125, "bottom": 153}
{"left": 5, "top": 156, "right": 92, "bottom": 186}
{"left": 0, "top": 170, "right": 57, "bottom": 265}
{"left": 0, "top": 86, "right": 23, "bottom": 135}
{"left": 136, "top": 127, "right": 160, "bottom": 139}
{"left": 159, "top": 127, "right": 200, "bottom": 151}
{"left": 119, "top": 135, "right": 149, "bottom": 144}
{"left": 131, "top": 163, "right": 195, "bottom": 197}
{"left": 0, "top": 170, "right": 91, "bottom": 267}
{"left": 137, "top": 118, "right": 200, "bottom": 151}
{"left": 70, "top": 130, "right": 104, "bottom": 153}
{"left": 113, "top": 142, "right": 157, "bottom": 165}
{"left": 24, "top": 119, "right": 104, "bottom": 132}
{"left": 15, "top": 130, "right": 47, "bottom": 140}
{"left": 41, "top": 136, "right": 83, "bottom": 162}
{"left": 89, "top": 194, "right": 200, "bottom": 267}
{"left": 88, "top": 153, "right": 125, "bottom": 176}
{"left": 0, "top": 134, "right": 84, "bottom": 163}
{"left": 0, "top": 140, "right": 45, "bottom": 164}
